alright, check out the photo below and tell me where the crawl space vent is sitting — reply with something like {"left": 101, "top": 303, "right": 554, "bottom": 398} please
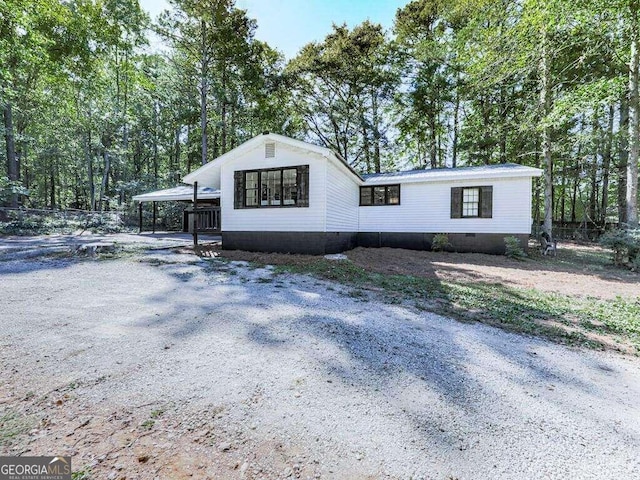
{"left": 265, "top": 142, "right": 276, "bottom": 158}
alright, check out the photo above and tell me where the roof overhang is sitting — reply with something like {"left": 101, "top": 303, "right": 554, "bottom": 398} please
{"left": 363, "top": 165, "right": 543, "bottom": 185}
{"left": 132, "top": 185, "right": 221, "bottom": 203}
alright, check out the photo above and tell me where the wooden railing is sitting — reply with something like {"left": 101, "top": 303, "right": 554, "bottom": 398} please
{"left": 190, "top": 206, "right": 221, "bottom": 233}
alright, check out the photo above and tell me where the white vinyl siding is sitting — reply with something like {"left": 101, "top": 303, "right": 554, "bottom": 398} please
{"left": 325, "top": 161, "right": 359, "bottom": 232}
{"left": 358, "top": 177, "right": 533, "bottom": 234}
{"left": 221, "top": 143, "right": 326, "bottom": 232}
{"left": 202, "top": 136, "right": 536, "bottom": 236}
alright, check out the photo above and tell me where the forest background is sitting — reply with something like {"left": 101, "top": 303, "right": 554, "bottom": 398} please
{"left": 2, "top": 0, "right": 639, "bottom": 236}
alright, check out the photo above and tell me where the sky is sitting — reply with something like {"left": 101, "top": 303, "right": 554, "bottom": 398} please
{"left": 139, "top": 0, "right": 407, "bottom": 60}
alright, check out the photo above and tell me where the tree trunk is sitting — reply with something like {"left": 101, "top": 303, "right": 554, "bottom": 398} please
{"left": 200, "top": 20, "right": 209, "bottom": 166}
{"left": 221, "top": 62, "right": 228, "bottom": 153}
{"left": 372, "top": 89, "right": 381, "bottom": 173}
{"left": 49, "top": 163, "right": 55, "bottom": 209}
{"left": 85, "top": 131, "right": 95, "bottom": 211}
{"left": 429, "top": 113, "right": 437, "bottom": 169}
{"left": 186, "top": 125, "right": 192, "bottom": 173}
{"left": 627, "top": 1, "right": 639, "bottom": 227}
{"left": 601, "top": 105, "right": 614, "bottom": 225}
{"left": 560, "top": 158, "right": 566, "bottom": 223}
{"left": 174, "top": 125, "right": 181, "bottom": 184}
{"left": 361, "top": 113, "right": 371, "bottom": 173}
{"left": 589, "top": 113, "right": 600, "bottom": 223}
{"left": 452, "top": 74, "right": 460, "bottom": 168}
{"left": 3, "top": 102, "right": 18, "bottom": 207}
{"left": 153, "top": 99, "right": 159, "bottom": 189}
{"left": 533, "top": 137, "right": 541, "bottom": 228}
{"left": 499, "top": 86, "right": 507, "bottom": 163}
{"left": 571, "top": 132, "right": 583, "bottom": 224}
{"left": 571, "top": 177, "right": 578, "bottom": 223}
{"left": 619, "top": 97, "right": 629, "bottom": 225}
{"left": 120, "top": 49, "right": 129, "bottom": 207}
{"left": 540, "top": 30, "right": 553, "bottom": 236}
{"left": 99, "top": 150, "right": 110, "bottom": 212}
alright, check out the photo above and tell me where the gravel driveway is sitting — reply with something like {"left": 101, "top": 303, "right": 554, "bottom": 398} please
{"left": 0, "top": 235, "right": 639, "bottom": 479}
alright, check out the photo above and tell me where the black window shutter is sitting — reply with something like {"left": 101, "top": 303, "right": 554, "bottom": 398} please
{"left": 234, "top": 171, "right": 244, "bottom": 209}
{"left": 480, "top": 186, "right": 493, "bottom": 218}
{"left": 451, "top": 187, "right": 462, "bottom": 218}
{"left": 297, "top": 165, "right": 309, "bottom": 207}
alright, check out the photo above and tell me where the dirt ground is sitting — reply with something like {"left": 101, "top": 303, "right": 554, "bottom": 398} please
{"left": 1, "top": 235, "right": 639, "bottom": 479}
{"left": 219, "top": 241, "right": 640, "bottom": 301}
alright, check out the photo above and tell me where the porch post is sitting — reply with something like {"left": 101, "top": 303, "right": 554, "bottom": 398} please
{"left": 152, "top": 201, "right": 157, "bottom": 234}
{"left": 193, "top": 181, "right": 198, "bottom": 246}
{"left": 138, "top": 202, "right": 143, "bottom": 233}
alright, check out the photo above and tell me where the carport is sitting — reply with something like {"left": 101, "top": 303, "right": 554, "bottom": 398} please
{"left": 132, "top": 184, "right": 221, "bottom": 242}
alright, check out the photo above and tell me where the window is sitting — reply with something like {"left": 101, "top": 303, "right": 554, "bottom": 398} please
{"left": 234, "top": 165, "right": 309, "bottom": 209}
{"left": 462, "top": 187, "right": 480, "bottom": 217}
{"left": 387, "top": 185, "right": 400, "bottom": 204}
{"left": 261, "top": 169, "right": 281, "bottom": 206}
{"left": 359, "top": 184, "right": 401, "bottom": 206}
{"left": 283, "top": 168, "right": 297, "bottom": 205}
{"left": 244, "top": 172, "right": 259, "bottom": 207}
{"left": 450, "top": 186, "right": 493, "bottom": 218}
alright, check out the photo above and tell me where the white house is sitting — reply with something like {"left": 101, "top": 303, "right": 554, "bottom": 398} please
{"left": 138, "top": 132, "right": 542, "bottom": 254}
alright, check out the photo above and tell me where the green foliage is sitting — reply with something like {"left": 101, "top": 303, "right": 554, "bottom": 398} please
{"left": 72, "top": 469, "right": 92, "bottom": 480}
{"left": 1, "top": 0, "right": 638, "bottom": 229}
{"left": 0, "top": 210, "right": 125, "bottom": 236}
{"left": 504, "top": 236, "right": 527, "bottom": 259}
{"left": 599, "top": 228, "right": 640, "bottom": 267}
{"left": 0, "top": 177, "right": 29, "bottom": 204}
{"left": 431, "top": 233, "right": 450, "bottom": 252}
{"left": 0, "top": 410, "right": 32, "bottom": 447}
{"left": 288, "top": 21, "right": 399, "bottom": 171}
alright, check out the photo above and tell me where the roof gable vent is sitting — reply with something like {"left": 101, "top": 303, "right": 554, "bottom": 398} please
{"left": 265, "top": 142, "right": 276, "bottom": 158}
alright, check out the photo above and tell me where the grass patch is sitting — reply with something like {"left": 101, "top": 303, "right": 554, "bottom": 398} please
{"left": 150, "top": 408, "right": 165, "bottom": 419}
{"left": 0, "top": 410, "right": 32, "bottom": 447}
{"left": 72, "top": 468, "right": 92, "bottom": 480}
{"left": 140, "top": 419, "right": 155, "bottom": 430}
{"left": 274, "top": 259, "right": 640, "bottom": 353}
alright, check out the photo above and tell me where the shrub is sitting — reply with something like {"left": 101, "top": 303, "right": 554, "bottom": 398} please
{"left": 0, "top": 209, "right": 125, "bottom": 236}
{"left": 431, "top": 233, "right": 450, "bottom": 252}
{"left": 504, "top": 236, "right": 526, "bottom": 259}
{"left": 0, "top": 177, "right": 29, "bottom": 204}
{"left": 600, "top": 228, "right": 640, "bottom": 267}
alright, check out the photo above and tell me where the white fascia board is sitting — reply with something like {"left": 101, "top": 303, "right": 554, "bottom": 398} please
{"left": 363, "top": 168, "right": 542, "bottom": 185}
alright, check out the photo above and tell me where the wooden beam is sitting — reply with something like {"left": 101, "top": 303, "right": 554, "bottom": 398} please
{"left": 138, "top": 202, "right": 143, "bottom": 233}
{"left": 193, "top": 181, "right": 198, "bottom": 246}
{"left": 152, "top": 201, "right": 157, "bottom": 234}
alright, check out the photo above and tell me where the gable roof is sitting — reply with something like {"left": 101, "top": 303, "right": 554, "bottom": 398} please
{"left": 363, "top": 163, "right": 542, "bottom": 185}
{"left": 183, "top": 133, "right": 363, "bottom": 186}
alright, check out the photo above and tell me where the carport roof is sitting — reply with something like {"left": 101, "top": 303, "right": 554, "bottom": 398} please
{"left": 132, "top": 185, "right": 221, "bottom": 202}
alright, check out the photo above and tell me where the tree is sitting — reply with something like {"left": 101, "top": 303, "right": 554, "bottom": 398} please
{"left": 626, "top": 0, "right": 639, "bottom": 226}
{"left": 289, "top": 22, "right": 398, "bottom": 171}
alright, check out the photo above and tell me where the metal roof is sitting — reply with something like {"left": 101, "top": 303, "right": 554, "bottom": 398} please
{"left": 362, "top": 163, "right": 542, "bottom": 184}
{"left": 132, "top": 185, "right": 221, "bottom": 202}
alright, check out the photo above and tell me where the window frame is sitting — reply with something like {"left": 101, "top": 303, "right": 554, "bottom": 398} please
{"left": 240, "top": 166, "right": 304, "bottom": 209}
{"left": 359, "top": 184, "right": 401, "bottom": 206}
{"left": 461, "top": 187, "right": 481, "bottom": 218}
